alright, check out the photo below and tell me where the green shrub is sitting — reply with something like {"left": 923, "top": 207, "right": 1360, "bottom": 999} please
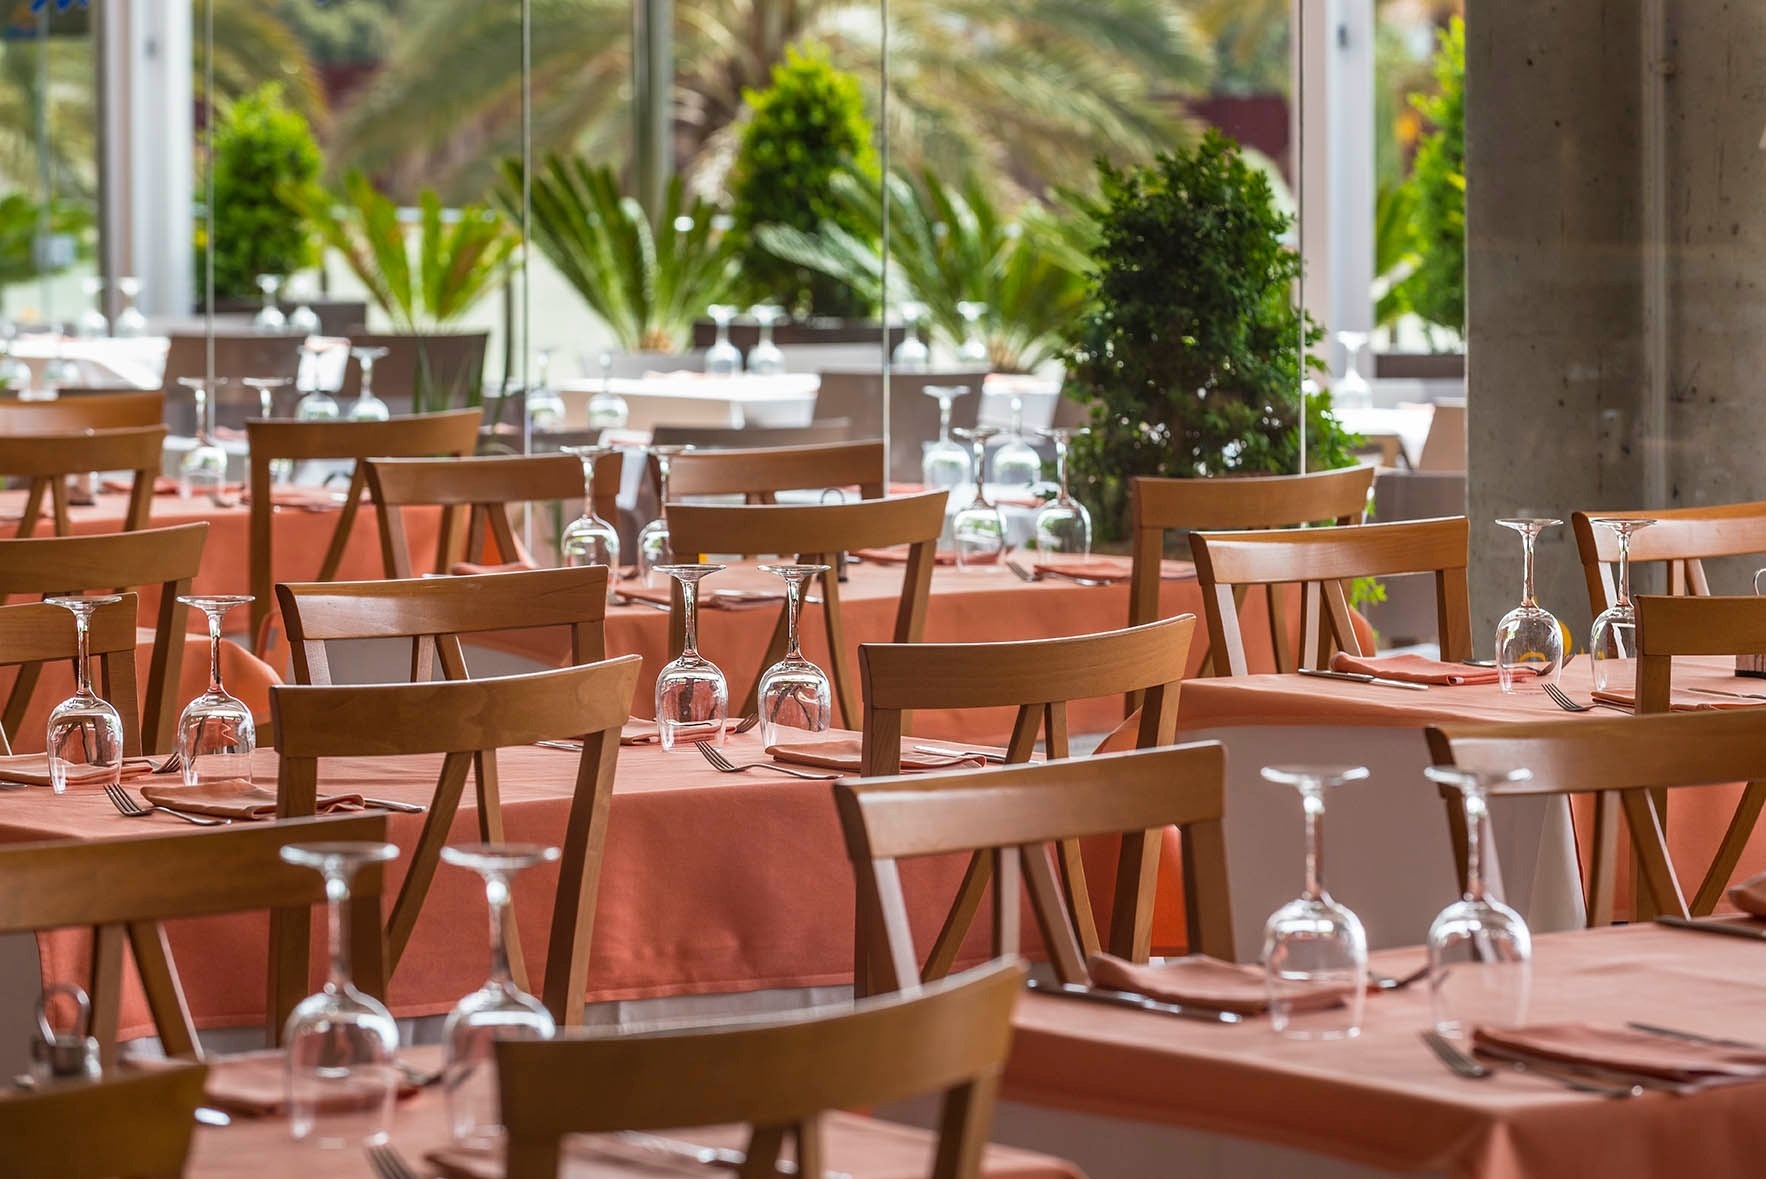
{"left": 728, "top": 44, "right": 877, "bottom": 319}
{"left": 201, "top": 82, "right": 322, "bottom": 300}
{"left": 1399, "top": 16, "right": 1465, "bottom": 335}
{"left": 1063, "top": 131, "right": 1359, "bottom": 541}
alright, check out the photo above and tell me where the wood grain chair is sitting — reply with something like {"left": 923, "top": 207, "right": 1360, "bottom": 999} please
{"left": 336, "top": 330, "right": 491, "bottom": 414}
{"left": 1191, "top": 515, "right": 1471, "bottom": 674}
{"left": 276, "top": 565, "right": 610, "bottom": 685}
{"left": 665, "top": 490, "right": 947, "bottom": 726}
{"left": 812, "top": 370, "right": 987, "bottom": 484}
{"left": 0, "top": 813, "right": 388, "bottom": 1062}
{"left": 1572, "top": 502, "right": 1766, "bottom": 615}
{"left": 0, "top": 389, "right": 165, "bottom": 433}
{"left": 649, "top": 420, "right": 856, "bottom": 450}
{"left": 1414, "top": 400, "right": 1467, "bottom": 472}
{"left": 364, "top": 452, "right": 620, "bottom": 577}
{"left": 270, "top": 655, "right": 640, "bottom": 1025}
{"left": 1426, "top": 710, "right": 1766, "bottom": 925}
{"left": 1129, "top": 466, "right": 1374, "bottom": 676}
{"left": 856, "top": 615, "right": 1196, "bottom": 987}
{"left": 665, "top": 439, "right": 888, "bottom": 503}
{"left": 0, "top": 425, "right": 167, "bottom": 536}
{"left": 837, "top": 745, "right": 1232, "bottom": 996}
{"left": 160, "top": 331, "right": 304, "bottom": 433}
{"left": 244, "top": 410, "right": 482, "bottom": 641}
{"left": 498, "top": 960, "right": 1027, "bottom": 1179}
{"left": 0, "top": 1062, "right": 209, "bottom": 1178}
{"left": 0, "top": 595, "right": 141, "bottom": 756}
{"left": 0, "top": 524, "right": 208, "bottom": 754}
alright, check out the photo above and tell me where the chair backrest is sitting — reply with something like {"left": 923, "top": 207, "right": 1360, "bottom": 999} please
{"left": 649, "top": 420, "right": 856, "bottom": 451}
{"left": 1635, "top": 594, "right": 1766, "bottom": 711}
{"left": 1572, "top": 503, "right": 1766, "bottom": 614}
{"left": 0, "top": 524, "right": 209, "bottom": 754}
{"left": 837, "top": 745, "right": 1232, "bottom": 997}
{"left": 1414, "top": 400, "right": 1467, "bottom": 472}
{"left": 665, "top": 491, "right": 947, "bottom": 727}
{"left": 0, "top": 813, "right": 388, "bottom": 1061}
{"left": 1426, "top": 710, "right": 1766, "bottom": 924}
{"left": 0, "top": 1063, "right": 209, "bottom": 1179}
{"left": 1128, "top": 467, "right": 1375, "bottom": 674}
{"left": 0, "top": 390, "right": 165, "bottom": 433}
{"left": 1191, "top": 515, "right": 1471, "bottom": 674}
{"left": 665, "top": 439, "right": 887, "bottom": 503}
{"left": 244, "top": 410, "right": 482, "bottom": 640}
{"left": 364, "top": 452, "right": 618, "bottom": 577}
{"left": 270, "top": 656, "right": 639, "bottom": 1025}
{"left": 0, "top": 425, "right": 167, "bottom": 536}
{"left": 812, "top": 369, "right": 988, "bottom": 483}
{"left": 0, "top": 595, "right": 141, "bottom": 757}
{"left": 276, "top": 565, "right": 609, "bottom": 685}
{"left": 337, "top": 331, "right": 490, "bottom": 413}
{"left": 160, "top": 332, "right": 305, "bottom": 432}
{"left": 498, "top": 961, "right": 1026, "bottom": 1179}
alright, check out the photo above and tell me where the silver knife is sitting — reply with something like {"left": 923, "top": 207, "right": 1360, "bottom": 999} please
{"left": 360, "top": 797, "right": 427, "bottom": 814}
{"left": 1023, "top": 977, "right": 1243, "bottom": 1024}
{"left": 1297, "top": 667, "right": 1430, "bottom": 692}
{"left": 1626, "top": 1022, "right": 1766, "bottom": 1054}
{"left": 1655, "top": 915, "right": 1766, "bottom": 941}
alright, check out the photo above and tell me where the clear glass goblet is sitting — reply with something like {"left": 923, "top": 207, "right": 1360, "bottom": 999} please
{"left": 990, "top": 395, "right": 1041, "bottom": 486}
{"left": 254, "top": 274, "right": 287, "bottom": 332}
{"left": 1589, "top": 517, "right": 1658, "bottom": 694}
{"left": 585, "top": 350, "right": 628, "bottom": 429}
{"left": 44, "top": 595, "right": 125, "bottom": 794}
{"left": 440, "top": 842, "right": 560, "bottom": 1147}
{"left": 921, "top": 384, "right": 973, "bottom": 491}
{"left": 286, "top": 274, "right": 322, "bottom": 335}
{"left": 654, "top": 564, "right": 729, "bottom": 751}
{"left": 113, "top": 277, "right": 148, "bottom": 338}
{"left": 42, "top": 328, "right": 79, "bottom": 392}
{"left": 245, "top": 376, "right": 296, "bottom": 483}
{"left": 281, "top": 841, "right": 402, "bottom": 1149}
{"left": 175, "top": 595, "right": 256, "bottom": 788}
{"left": 951, "top": 426, "right": 1006, "bottom": 570}
{"left": 558, "top": 444, "right": 621, "bottom": 579}
{"left": 1262, "top": 764, "right": 1370, "bottom": 1039}
{"left": 295, "top": 341, "right": 341, "bottom": 421}
{"left": 347, "top": 346, "right": 392, "bottom": 422}
{"left": 1335, "top": 329, "right": 1373, "bottom": 410}
{"left": 1494, "top": 518, "right": 1565, "bottom": 692}
{"left": 756, "top": 564, "right": 833, "bottom": 746}
{"left": 526, "top": 347, "right": 565, "bottom": 432}
{"left": 637, "top": 444, "right": 692, "bottom": 586}
{"left": 177, "top": 377, "right": 232, "bottom": 503}
{"left": 705, "top": 304, "right": 742, "bottom": 376}
{"left": 893, "top": 302, "right": 930, "bottom": 372}
{"left": 956, "top": 300, "right": 989, "bottom": 366}
{"left": 1424, "top": 766, "right": 1533, "bottom": 1038}
{"left": 76, "top": 276, "right": 109, "bottom": 338}
{"left": 1033, "top": 427, "right": 1092, "bottom": 558}
{"left": 747, "top": 304, "right": 786, "bottom": 375}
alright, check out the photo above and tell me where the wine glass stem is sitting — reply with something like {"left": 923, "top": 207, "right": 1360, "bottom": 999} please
{"left": 578, "top": 455, "right": 596, "bottom": 504}
{"left": 938, "top": 399, "right": 952, "bottom": 443}
{"left": 656, "top": 461, "right": 672, "bottom": 530}
{"left": 680, "top": 579, "right": 700, "bottom": 658}
{"left": 1462, "top": 790, "right": 1488, "bottom": 902}
{"left": 972, "top": 440, "right": 987, "bottom": 499}
{"left": 1518, "top": 528, "right": 1538, "bottom": 610}
{"left": 483, "top": 872, "right": 515, "bottom": 988}
{"left": 1302, "top": 787, "right": 1326, "bottom": 902}
{"left": 1055, "top": 438, "right": 1072, "bottom": 505}
{"left": 194, "top": 388, "right": 210, "bottom": 444}
{"left": 206, "top": 608, "right": 225, "bottom": 695}
{"left": 323, "top": 869, "right": 353, "bottom": 994}
{"left": 72, "top": 611, "right": 92, "bottom": 697}
{"left": 783, "top": 575, "right": 805, "bottom": 660}
{"left": 1615, "top": 531, "right": 1633, "bottom": 608}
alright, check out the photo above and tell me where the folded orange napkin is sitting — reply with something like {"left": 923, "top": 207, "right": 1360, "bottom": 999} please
{"left": 449, "top": 560, "right": 537, "bottom": 576}
{"left": 99, "top": 475, "right": 180, "bottom": 497}
{"left": 1086, "top": 953, "right": 1351, "bottom": 1016}
{"left": 1589, "top": 687, "right": 1766, "bottom": 712}
{"left": 1728, "top": 872, "right": 1766, "bottom": 917}
{"left": 619, "top": 718, "right": 747, "bottom": 746}
{"left": 200, "top": 1050, "right": 418, "bottom": 1118}
{"left": 1473, "top": 1024, "right": 1766, "bottom": 1084}
{"left": 765, "top": 730, "right": 997, "bottom": 773}
{"left": 1033, "top": 559, "right": 1133, "bottom": 584}
{"left": 616, "top": 585, "right": 783, "bottom": 611}
{"left": 0, "top": 754, "right": 153, "bottom": 788}
{"left": 429, "top": 1136, "right": 715, "bottom": 1179}
{"left": 1329, "top": 652, "right": 1518, "bottom": 686}
{"left": 141, "top": 778, "right": 363, "bottom": 820}
{"left": 254, "top": 486, "right": 346, "bottom": 511}
{"left": 851, "top": 546, "right": 956, "bottom": 567}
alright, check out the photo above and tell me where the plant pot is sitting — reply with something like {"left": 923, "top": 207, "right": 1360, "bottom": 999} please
{"left": 1373, "top": 351, "right": 1465, "bottom": 381}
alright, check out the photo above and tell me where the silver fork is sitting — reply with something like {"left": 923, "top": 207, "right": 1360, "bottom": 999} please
{"left": 731, "top": 712, "right": 761, "bottom": 735}
{"left": 124, "top": 752, "right": 181, "bottom": 775}
{"left": 103, "top": 783, "right": 226, "bottom": 826}
{"left": 696, "top": 741, "right": 840, "bottom": 780}
{"left": 364, "top": 1142, "right": 422, "bottom": 1179}
{"left": 1542, "top": 683, "right": 1627, "bottom": 713}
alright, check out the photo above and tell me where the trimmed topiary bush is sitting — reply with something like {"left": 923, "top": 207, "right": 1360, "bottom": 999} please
{"left": 201, "top": 82, "right": 322, "bottom": 301}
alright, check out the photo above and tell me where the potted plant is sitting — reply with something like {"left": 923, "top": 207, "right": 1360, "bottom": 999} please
{"left": 1062, "top": 130, "right": 1361, "bottom": 542}
{"left": 199, "top": 83, "right": 324, "bottom": 305}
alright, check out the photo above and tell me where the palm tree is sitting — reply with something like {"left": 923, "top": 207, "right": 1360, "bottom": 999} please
{"left": 328, "top": 0, "right": 1213, "bottom": 205}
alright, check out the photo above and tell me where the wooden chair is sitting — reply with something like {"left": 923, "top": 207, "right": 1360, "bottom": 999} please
{"left": 337, "top": 330, "right": 491, "bottom": 413}
{"left": 0, "top": 389, "right": 165, "bottom": 433}
{"left": 160, "top": 331, "right": 304, "bottom": 433}
{"left": 0, "top": 813, "right": 388, "bottom": 1062}
{"left": 276, "top": 565, "right": 610, "bottom": 686}
{"left": 1191, "top": 515, "right": 1472, "bottom": 674}
{"left": 1414, "top": 400, "right": 1467, "bottom": 472}
{"left": 270, "top": 655, "right": 640, "bottom": 1025}
{"left": 0, "top": 425, "right": 167, "bottom": 536}
{"left": 364, "top": 452, "right": 620, "bottom": 577}
{"left": 649, "top": 420, "right": 856, "bottom": 450}
{"left": 244, "top": 410, "right": 482, "bottom": 641}
{"left": 1129, "top": 466, "right": 1374, "bottom": 676}
{"left": 1572, "top": 502, "right": 1766, "bottom": 614}
{"left": 837, "top": 745, "right": 1232, "bottom": 997}
{"left": 498, "top": 960, "right": 1026, "bottom": 1179}
{"left": 0, "top": 1062, "right": 209, "bottom": 1179}
{"left": 0, "top": 523, "right": 209, "bottom": 754}
{"left": 0, "top": 595, "right": 141, "bottom": 756}
{"left": 856, "top": 615, "right": 1196, "bottom": 987}
{"left": 664, "top": 490, "right": 946, "bottom": 726}
{"left": 1426, "top": 710, "right": 1766, "bottom": 925}
{"left": 812, "top": 370, "right": 987, "bottom": 484}
{"left": 665, "top": 439, "right": 888, "bottom": 503}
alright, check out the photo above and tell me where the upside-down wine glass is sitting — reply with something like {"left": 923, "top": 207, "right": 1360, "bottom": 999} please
{"left": 281, "top": 841, "right": 402, "bottom": 1149}
{"left": 558, "top": 444, "right": 621, "bottom": 578}
{"left": 1589, "top": 517, "right": 1658, "bottom": 694}
{"left": 76, "top": 276, "right": 108, "bottom": 338}
{"left": 921, "top": 384, "right": 973, "bottom": 491}
{"left": 705, "top": 304, "right": 742, "bottom": 376}
{"left": 1335, "top": 330, "right": 1373, "bottom": 410}
{"left": 1494, "top": 518, "right": 1564, "bottom": 692}
{"left": 254, "top": 274, "right": 287, "bottom": 332}
{"left": 756, "top": 564, "right": 833, "bottom": 746}
{"left": 892, "top": 302, "right": 930, "bottom": 372}
{"left": 637, "top": 444, "right": 692, "bottom": 586}
{"left": 42, "top": 327, "right": 79, "bottom": 393}
{"left": 286, "top": 273, "right": 322, "bottom": 335}
{"left": 175, "top": 595, "right": 256, "bottom": 788}
{"left": 585, "top": 350, "right": 628, "bottom": 429}
{"left": 295, "top": 341, "right": 341, "bottom": 421}
{"left": 951, "top": 426, "right": 1006, "bottom": 569}
{"left": 956, "top": 301, "right": 989, "bottom": 366}
{"left": 441, "top": 843, "right": 560, "bottom": 1147}
{"left": 113, "top": 277, "right": 148, "bottom": 338}
{"left": 1262, "top": 764, "right": 1369, "bottom": 1039}
{"left": 44, "top": 595, "right": 125, "bottom": 794}
{"left": 244, "top": 377, "right": 295, "bottom": 483}
{"left": 526, "top": 348, "right": 564, "bottom": 432}
{"left": 1033, "top": 427, "right": 1092, "bottom": 559}
{"left": 747, "top": 304, "right": 786, "bottom": 375}
{"left": 990, "top": 396, "right": 1041, "bottom": 487}
{"left": 347, "top": 346, "right": 391, "bottom": 422}
{"left": 177, "top": 377, "right": 232, "bottom": 503}
{"left": 654, "top": 564, "right": 730, "bottom": 750}
{"left": 1424, "top": 766, "right": 1533, "bottom": 1038}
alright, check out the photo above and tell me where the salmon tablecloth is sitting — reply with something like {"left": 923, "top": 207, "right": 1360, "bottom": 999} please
{"left": 1006, "top": 923, "right": 1766, "bottom": 1179}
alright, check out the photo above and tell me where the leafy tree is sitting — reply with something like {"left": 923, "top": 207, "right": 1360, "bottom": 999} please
{"left": 200, "top": 83, "right": 323, "bottom": 300}
{"left": 1399, "top": 15, "right": 1465, "bottom": 335}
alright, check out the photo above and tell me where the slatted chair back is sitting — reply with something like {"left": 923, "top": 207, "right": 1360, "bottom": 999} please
{"left": 0, "top": 595, "right": 141, "bottom": 756}
{"left": 1129, "top": 467, "right": 1374, "bottom": 675}
{"left": 836, "top": 746, "right": 1232, "bottom": 997}
{"left": 498, "top": 961, "right": 1026, "bottom": 1179}
{"left": 0, "top": 813, "right": 388, "bottom": 1063}
{"left": 0, "top": 524, "right": 209, "bottom": 753}
{"left": 0, "top": 390, "right": 165, "bottom": 433}
{"left": 0, "top": 1063, "right": 209, "bottom": 1179}
{"left": 0, "top": 425, "right": 166, "bottom": 536}
{"left": 665, "top": 440, "right": 888, "bottom": 503}
{"left": 244, "top": 410, "right": 482, "bottom": 640}
{"left": 1572, "top": 503, "right": 1766, "bottom": 614}
{"left": 665, "top": 490, "right": 946, "bottom": 727}
{"left": 1191, "top": 515, "right": 1471, "bottom": 675}
{"left": 270, "top": 656, "right": 639, "bottom": 1026}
